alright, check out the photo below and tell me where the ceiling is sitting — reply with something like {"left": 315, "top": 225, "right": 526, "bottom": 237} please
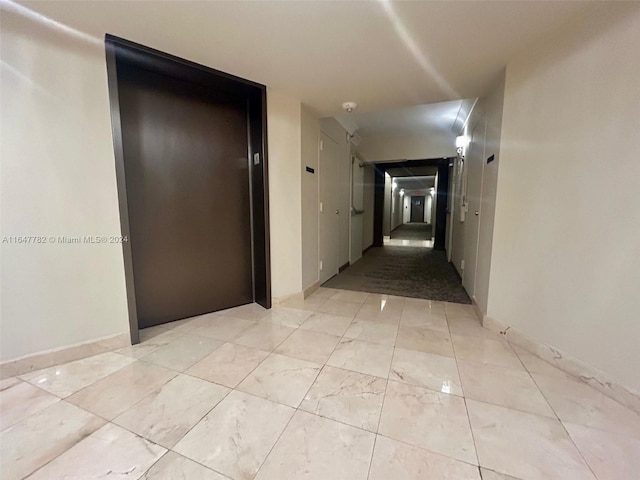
{"left": 394, "top": 176, "right": 435, "bottom": 191}
{"left": 14, "top": 0, "right": 602, "bottom": 116}
{"left": 337, "top": 100, "right": 464, "bottom": 136}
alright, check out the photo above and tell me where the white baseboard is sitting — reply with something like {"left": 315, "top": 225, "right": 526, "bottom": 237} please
{"left": 303, "top": 282, "right": 321, "bottom": 299}
{"left": 0, "top": 332, "right": 130, "bottom": 380}
{"left": 470, "top": 296, "right": 484, "bottom": 323}
{"left": 272, "top": 291, "right": 305, "bottom": 306}
{"left": 483, "top": 315, "right": 640, "bottom": 416}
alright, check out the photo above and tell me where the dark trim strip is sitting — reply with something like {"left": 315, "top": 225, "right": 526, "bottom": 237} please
{"left": 105, "top": 39, "right": 139, "bottom": 345}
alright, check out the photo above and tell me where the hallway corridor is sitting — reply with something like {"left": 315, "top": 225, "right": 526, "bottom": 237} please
{"left": 323, "top": 246, "right": 470, "bottom": 304}
{"left": 2, "top": 290, "right": 638, "bottom": 479}
{"left": 390, "top": 222, "right": 432, "bottom": 240}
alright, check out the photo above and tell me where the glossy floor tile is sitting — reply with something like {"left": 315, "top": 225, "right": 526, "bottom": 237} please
{"left": 369, "top": 435, "right": 481, "bottom": 480}
{"left": 1, "top": 401, "right": 105, "bottom": 480}
{"left": 379, "top": 380, "right": 477, "bottom": 464}
{"left": 173, "top": 390, "right": 294, "bottom": 480}
{"left": 142, "top": 451, "right": 228, "bottom": 479}
{"left": 185, "top": 342, "right": 269, "bottom": 388}
{"left": 457, "top": 360, "right": 555, "bottom": 417}
{"left": 0, "top": 379, "right": 59, "bottom": 430}
{"left": 3, "top": 288, "right": 638, "bottom": 480}
{"left": 390, "top": 347, "right": 463, "bottom": 396}
{"left": 327, "top": 338, "right": 394, "bottom": 378}
{"left": 19, "top": 352, "right": 134, "bottom": 398}
{"left": 255, "top": 410, "right": 375, "bottom": 480}
{"left": 274, "top": 328, "right": 340, "bottom": 363}
{"left": 467, "top": 399, "right": 596, "bottom": 479}
{"left": 113, "top": 374, "right": 229, "bottom": 448}
{"left": 66, "top": 360, "right": 178, "bottom": 420}
{"left": 237, "top": 353, "right": 321, "bottom": 407}
{"left": 300, "top": 365, "right": 386, "bottom": 431}
{"left": 27, "top": 423, "right": 166, "bottom": 479}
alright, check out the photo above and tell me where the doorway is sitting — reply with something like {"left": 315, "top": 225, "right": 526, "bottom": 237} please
{"left": 106, "top": 36, "right": 270, "bottom": 339}
{"left": 410, "top": 196, "right": 425, "bottom": 222}
{"left": 319, "top": 132, "right": 340, "bottom": 283}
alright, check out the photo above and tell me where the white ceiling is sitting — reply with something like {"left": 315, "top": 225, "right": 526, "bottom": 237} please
{"left": 15, "top": 0, "right": 601, "bottom": 116}
{"left": 395, "top": 176, "right": 435, "bottom": 191}
{"left": 336, "top": 100, "right": 464, "bottom": 136}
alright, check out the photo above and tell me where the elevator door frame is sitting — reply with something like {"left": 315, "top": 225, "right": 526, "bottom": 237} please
{"left": 105, "top": 35, "right": 271, "bottom": 344}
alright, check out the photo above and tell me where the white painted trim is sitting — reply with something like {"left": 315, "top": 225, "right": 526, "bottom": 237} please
{"left": 303, "top": 282, "right": 321, "bottom": 299}
{"left": 272, "top": 291, "right": 305, "bottom": 306}
{"left": 483, "top": 315, "right": 640, "bottom": 416}
{"left": 470, "top": 296, "right": 484, "bottom": 323}
{"left": 0, "top": 332, "right": 130, "bottom": 379}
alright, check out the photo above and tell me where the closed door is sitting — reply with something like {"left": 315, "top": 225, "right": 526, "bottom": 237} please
{"left": 462, "top": 116, "right": 486, "bottom": 297}
{"left": 410, "top": 196, "right": 425, "bottom": 222}
{"left": 319, "top": 132, "right": 339, "bottom": 283}
{"left": 118, "top": 65, "right": 253, "bottom": 328}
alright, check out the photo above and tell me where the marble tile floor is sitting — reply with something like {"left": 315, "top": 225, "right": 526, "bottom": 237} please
{"left": 1, "top": 287, "right": 639, "bottom": 479}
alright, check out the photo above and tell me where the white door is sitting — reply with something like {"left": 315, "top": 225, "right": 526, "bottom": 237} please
{"left": 462, "top": 116, "right": 486, "bottom": 297}
{"left": 319, "top": 132, "right": 340, "bottom": 283}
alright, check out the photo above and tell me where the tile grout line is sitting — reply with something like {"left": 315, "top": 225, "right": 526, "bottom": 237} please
{"left": 3, "top": 292, "right": 484, "bottom": 479}
{"left": 366, "top": 298, "right": 404, "bottom": 480}
{"left": 250, "top": 293, "right": 363, "bottom": 479}
{"left": 446, "top": 306, "right": 482, "bottom": 472}
{"left": 512, "top": 346, "right": 602, "bottom": 480}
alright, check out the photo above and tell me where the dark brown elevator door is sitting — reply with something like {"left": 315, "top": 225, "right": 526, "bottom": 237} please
{"left": 118, "top": 65, "right": 253, "bottom": 328}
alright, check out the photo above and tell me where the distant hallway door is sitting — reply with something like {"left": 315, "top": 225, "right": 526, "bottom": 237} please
{"left": 319, "top": 132, "right": 340, "bottom": 283}
{"left": 410, "top": 196, "right": 425, "bottom": 222}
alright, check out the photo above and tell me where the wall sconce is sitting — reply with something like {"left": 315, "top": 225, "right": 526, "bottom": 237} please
{"left": 456, "top": 135, "right": 469, "bottom": 158}
{"left": 400, "top": 189, "right": 405, "bottom": 197}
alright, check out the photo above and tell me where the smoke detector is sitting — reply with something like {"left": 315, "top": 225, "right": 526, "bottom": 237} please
{"left": 342, "top": 102, "right": 358, "bottom": 113}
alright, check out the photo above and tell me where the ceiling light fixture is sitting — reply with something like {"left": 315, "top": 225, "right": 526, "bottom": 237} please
{"left": 342, "top": 102, "right": 358, "bottom": 113}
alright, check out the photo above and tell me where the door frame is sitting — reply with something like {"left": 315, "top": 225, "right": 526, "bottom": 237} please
{"left": 105, "top": 35, "right": 271, "bottom": 344}
{"left": 372, "top": 158, "right": 453, "bottom": 249}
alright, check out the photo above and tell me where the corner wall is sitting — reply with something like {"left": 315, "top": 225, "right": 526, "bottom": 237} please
{"left": 487, "top": 4, "right": 640, "bottom": 392}
{"left": 0, "top": 10, "right": 130, "bottom": 361}
{"left": 301, "top": 106, "right": 320, "bottom": 289}
{"left": 266, "top": 90, "right": 303, "bottom": 298}
{"left": 0, "top": 9, "right": 306, "bottom": 362}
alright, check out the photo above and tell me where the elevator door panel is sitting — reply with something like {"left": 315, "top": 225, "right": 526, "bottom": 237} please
{"left": 119, "top": 66, "right": 253, "bottom": 328}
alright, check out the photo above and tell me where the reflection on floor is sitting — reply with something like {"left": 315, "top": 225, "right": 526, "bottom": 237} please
{"left": 390, "top": 222, "right": 433, "bottom": 241}
{"left": 384, "top": 237, "right": 433, "bottom": 248}
{"left": 324, "top": 246, "right": 470, "bottom": 304}
{"left": 3, "top": 290, "right": 638, "bottom": 479}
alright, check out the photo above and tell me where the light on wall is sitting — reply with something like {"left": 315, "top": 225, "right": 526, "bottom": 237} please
{"left": 455, "top": 135, "right": 469, "bottom": 149}
{"left": 456, "top": 135, "right": 469, "bottom": 158}
{"left": 400, "top": 189, "right": 405, "bottom": 196}
{"left": 392, "top": 181, "right": 398, "bottom": 189}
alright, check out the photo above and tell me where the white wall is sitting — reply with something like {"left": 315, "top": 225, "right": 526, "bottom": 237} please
{"left": 391, "top": 189, "right": 403, "bottom": 230}
{"left": 301, "top": 106, "right": 320, "bottom": 289}
{"left": 402, "top": 195, "right": 411, "bottom": 224}
{"left": 0, "top": 10, "right": 307, "bottom": 362}
{"left": 320, "top": 118, "right": 350, "bottom": 268}
{"left": 267, "top": 90, "right": 303, "bottom": 298}
{"left": 382, "top": 173, "right": 391, "bottom": 236}
{"left": 487, "top": 4, "right": 640, "bottom": 392}
{"left": 449, "top": 155, "right": 466, "bottom": 275}
{"left": 1, "top": 10, "right": 129, "bottom": 361}
{"left": 474, "top": 72, "right": 505, "bottom": 314}
{"left": 357, "top": 130, "right": 456, "bottom": 162}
